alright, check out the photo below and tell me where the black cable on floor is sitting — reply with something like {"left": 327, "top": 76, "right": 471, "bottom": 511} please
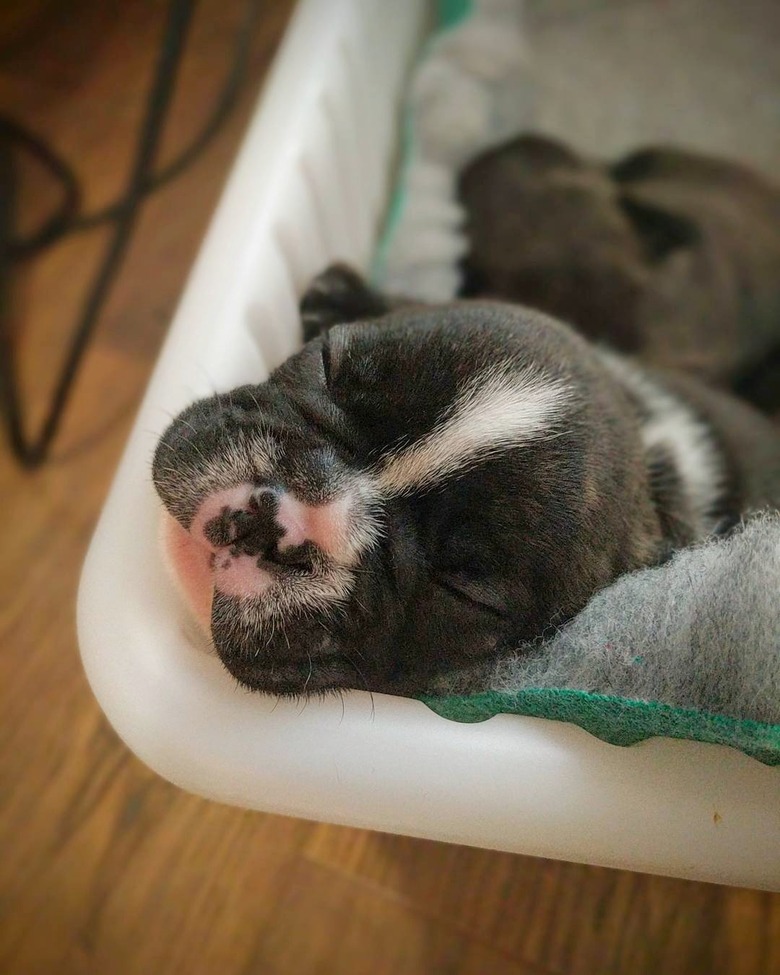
{"left": 0, "top": 0, "right": 260, "bottom": 467}
{"left": 1, "top": 116, "right": 81, "bottom": 259}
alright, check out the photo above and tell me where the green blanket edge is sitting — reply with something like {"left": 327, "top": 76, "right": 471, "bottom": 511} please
{"left": 420, "top": 689, "right": 780, "bottom": 766}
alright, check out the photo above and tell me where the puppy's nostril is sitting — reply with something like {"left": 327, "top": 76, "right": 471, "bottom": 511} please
{"left": 195, "top": 484, "right": 331, "bottom": 576}
{"left": 203, "top": 507, "right": 239, "bottom": 547}
{"left": 269, "top": 540, "right": 318, "bottom": 572}
{"left": 204, "top": 489, "right": 284, "bottom": 556}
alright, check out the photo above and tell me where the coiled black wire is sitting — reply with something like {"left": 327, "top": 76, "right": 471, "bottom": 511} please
{"left": 0, "top": 0, "right": 259, "bottom": 467}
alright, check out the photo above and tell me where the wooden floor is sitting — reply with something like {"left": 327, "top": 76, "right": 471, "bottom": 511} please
{"left": 1, "top": 3, "right": 778, "bottom": 973}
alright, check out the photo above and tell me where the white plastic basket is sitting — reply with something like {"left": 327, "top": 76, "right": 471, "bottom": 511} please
{"left": 78, "top": 0, "right": 780, "bottom": 891}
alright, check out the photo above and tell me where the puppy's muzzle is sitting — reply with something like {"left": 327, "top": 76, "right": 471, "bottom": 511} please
{"left": 200, "top": 486, "right": 318, "bottom": 570}
{"left": 189, "top": 483, "right": 345, "bottom": 598}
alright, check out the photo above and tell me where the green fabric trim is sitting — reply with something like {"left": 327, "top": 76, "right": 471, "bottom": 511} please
{"left": 371, "top": 110, "right": 414, "bottom": 284}
{"left": 438, "top": 0, "right": 474, "bottom": 29}
{"left": 371, "top": 0, "right": 476, "bottom": 285}
{"left": 420, "top": 689, "right": 780, "bottom": 766}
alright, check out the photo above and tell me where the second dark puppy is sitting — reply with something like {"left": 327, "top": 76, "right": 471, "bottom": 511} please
{"left": 458, "top": 136, "right": 780, "bottom": 410}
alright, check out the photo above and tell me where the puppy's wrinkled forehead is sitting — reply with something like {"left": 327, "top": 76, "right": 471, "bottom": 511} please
{"left": 154, "top": 305, "right": 577, "bottom": 519}
{"left": 309, "top": 308, "right": 570, "bottom": 434}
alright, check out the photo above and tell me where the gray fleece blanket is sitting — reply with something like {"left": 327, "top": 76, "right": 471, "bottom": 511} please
{"left": 429, "top": 514, "right": 780, "bottom": 728}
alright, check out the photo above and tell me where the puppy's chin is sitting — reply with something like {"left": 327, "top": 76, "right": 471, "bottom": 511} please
{"left": 215, "top": 648, "right": 360, "bottom": 698}
{"left": 207, "top": 588, "right": 374, "bottom": 695}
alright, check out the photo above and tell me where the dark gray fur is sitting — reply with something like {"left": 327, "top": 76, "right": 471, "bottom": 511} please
{"left": 153, "top": 262, "right": 780, "bottom": 700}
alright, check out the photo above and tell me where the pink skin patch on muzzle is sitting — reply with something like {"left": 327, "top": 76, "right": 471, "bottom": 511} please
{"left": 159, "top": 482, "right": 358, "bottom": 632}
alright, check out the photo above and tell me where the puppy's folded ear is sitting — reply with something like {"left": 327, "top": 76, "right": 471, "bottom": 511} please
{"left": 299, "top": 263, "right": 394, "bottom": 342}
{"left": 609, "top": 147, "right": 673, "bottom": 183}
{"left": 617, "top": 189, "right": 701, "bottom": 263}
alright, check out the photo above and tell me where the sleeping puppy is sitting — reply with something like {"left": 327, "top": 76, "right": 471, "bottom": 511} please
{"left": 458, "top": 136, "right": 780, "bottom": 411}
{"left": 152, "top": 266, "right": 780, "bottom": 697}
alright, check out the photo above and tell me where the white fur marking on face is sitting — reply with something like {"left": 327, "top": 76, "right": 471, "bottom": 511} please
{"left": 375, "top": 366, "right": 574, "bottom": 496}
{"left": 598, "top": 351, "right": 725, "bottom": 536}
{"left": 275, "top": 484, "right": 382, "bottom": 566}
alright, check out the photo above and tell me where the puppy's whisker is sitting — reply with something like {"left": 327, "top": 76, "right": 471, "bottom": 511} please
{"left": 303, "top": 650, "right": 314, "bottom": 693}
{"left": 343, "top": 655, "right": 375, "bottom": 718}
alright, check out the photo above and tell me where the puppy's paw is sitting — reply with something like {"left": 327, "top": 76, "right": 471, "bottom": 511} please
{"left": 300, "top": 263, "right": 391, "bottom": 341}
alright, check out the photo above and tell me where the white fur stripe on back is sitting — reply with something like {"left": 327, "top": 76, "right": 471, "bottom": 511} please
{"left": 375, "top": 367, "right": 574, "bottom": 496}
{"left": 598, "top": 351, "right": 725, "bottom": 535}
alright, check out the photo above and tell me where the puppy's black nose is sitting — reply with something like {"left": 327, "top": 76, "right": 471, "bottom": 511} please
{"left": 204, "top": 488, "right": 284, "bottom": 558}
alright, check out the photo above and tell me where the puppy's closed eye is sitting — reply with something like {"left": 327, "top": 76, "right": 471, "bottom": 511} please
{"left": 436, "top": 573, "right": 511, "bottom": 617}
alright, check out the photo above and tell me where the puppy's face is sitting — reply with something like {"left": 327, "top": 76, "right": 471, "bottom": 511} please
{"left": 153, "top": 302, "right": 655, "bottom": 696}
